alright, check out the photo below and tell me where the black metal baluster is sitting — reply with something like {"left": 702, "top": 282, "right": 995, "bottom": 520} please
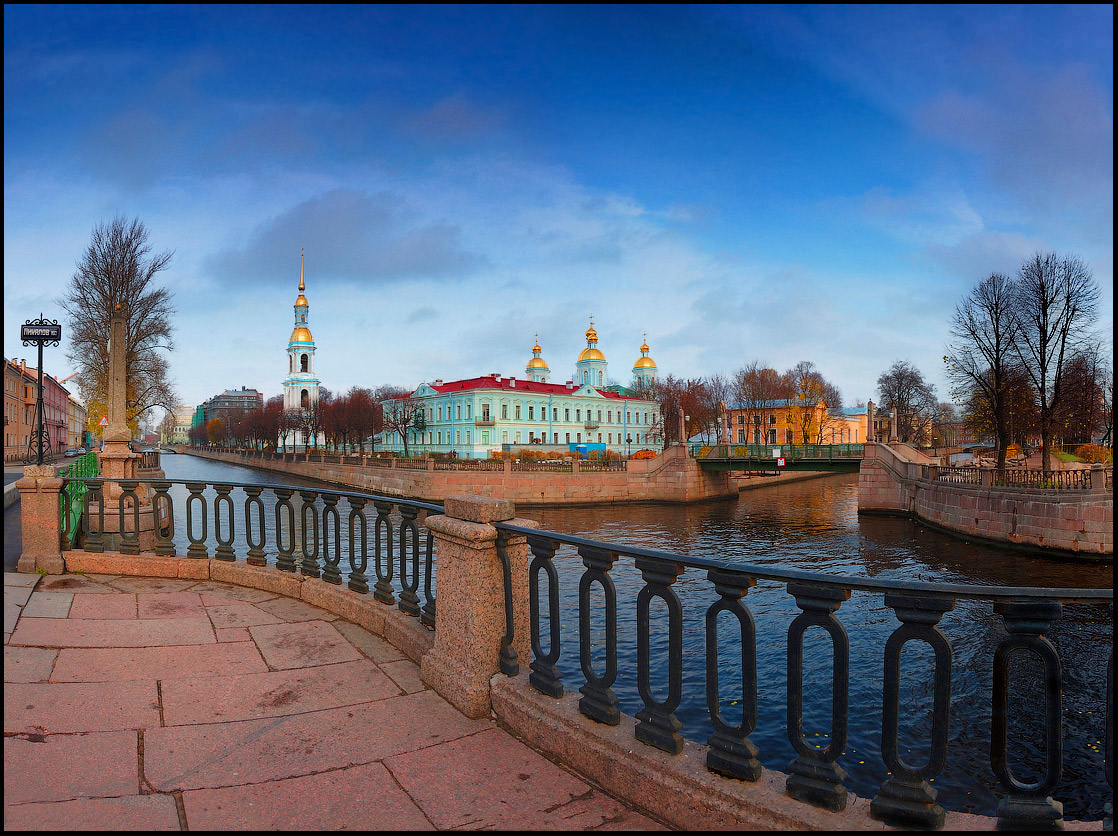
{"left": 373, "top": 500, "right": 395, "bottom": 604}
{"left": 398, "top": 506, "right": 421, "bottom": 616}
{"left": 298, "top": 490, "right": 320, "bottom": 577}
{"left": 151, "top": 481, "right": 175, "bottom": 556}
{"left": 786, "top": 582, "right": 851, "bottom": 811}
{"left": 185, "top": 482, "right": 209, "bottom": 558}
{"left": 634, "top": 555, "right": 685, "bottom": 754}
{"left": 705, "top": 568, "right": 761, "bottom": 781}
{"left": 347, "top": 497, "right": 369, "bottom": 593}
{"left": 321, "top": 493, "right": 342, "bottom": 584}
{"left": 243, "top": 486, "right": 266, "bottom": 565}
{"left": 82, "top": 479, "right": 104, "bottom": 553}
{"left": 578, "top": 545, "right": 619, "bottom": 725}
{"left": 527, "top": 534, "right": 563, "bottom": 697}
{"left": 118, "top": 480, "right": 140, "bottom": 554}
{"left": 991, "top": 600, "right": 1064, "bottom": 830}
{"left": 871, "top": 594, "right": 955, "bottom": 829}
{"left": 494, "top": 530, "right": 518, "bottom": 674}
{"left": 274, "top": 488, "right": 296, "bottom": 571}
{"left": 420, "top": 528, "right": 436, "bottom": 628}
{"left": 213, "top": 484, "right": 235, "bottom": 561}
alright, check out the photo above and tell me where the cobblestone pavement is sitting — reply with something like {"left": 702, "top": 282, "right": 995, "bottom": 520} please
{"left": 4, "top": 572, "right": 666, "bottom": 831}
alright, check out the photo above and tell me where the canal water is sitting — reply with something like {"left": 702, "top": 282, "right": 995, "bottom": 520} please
{"left": 159, "top": 454, "right": 1112, "bottom": 821}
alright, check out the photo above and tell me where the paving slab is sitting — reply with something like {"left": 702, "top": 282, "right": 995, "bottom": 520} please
{"left": 333, "top": 620, "right": 406, "bottom": 663}
{"left": 381, "top": 658, "right": 427, "bottom": 694}
{"left": 5, "top": 584, "right": 34, "bottom": 607}
{"left": 50, "top": 642, "right": 268, "bottom": 682}
{"left": 159, "top": 658, "right": 399, "bottom": 725}
{"left": 4, "top": 601, "right": 21, "bottom": 634}
{"left": 105, "top": 577, "right": 201, "bottom": 594}
{"left": 255, "top": 595, "right": 339, "bottom": 622}
{"left": 182, "top": 761, "right": 433, "bottom": 830}
{"left": 204, "top": 602, "right": 283, "bottom": 629}
{"left": 3, "top": 646, "right": 58, "bottom": 683}
{"left": 36, "top": 576, "right": 118, "bottom": 594}
{"left": 194, "top": 583, "right": 277, "bottom": 603}
{"left": 5, "top": 680, "right": 160, "bottom": 734}
{"left": 136, "top": 591, "right": 206, "bottom": 619}
{"left": 3, "top": 731, "right": 137, "bottom": 804}
{"left": 384, "top": 727, "right": 665, "bottom": 831}
{"left": 248, "top": 619, "right": 362, "bottom": 669}
{"left": 214, "top": 626, "right": 252, "bottom": 642}
{"left": 4, "top": 573, "right": 42, "bottom": 589}
{"left": 3, "top": 794, "right": 181, "bottom": 831}
{"left": 145, "top": 689, "right": 490, "bottom": 791}
{"left": 8, "top": 616, "right": 215, "bottom": 648}
{"left": 20, "top": 591, "right": 73, "bottom": 619}
{"left": 68, "top": 592, "right": 136, "bottom": 620}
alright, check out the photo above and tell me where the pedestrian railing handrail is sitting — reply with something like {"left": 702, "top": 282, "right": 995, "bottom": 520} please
{"left": 57, "top": 451, "right": 99, "bottom": 547}
{"left": 690, "top": 443, "right": 865, "bottom": 460}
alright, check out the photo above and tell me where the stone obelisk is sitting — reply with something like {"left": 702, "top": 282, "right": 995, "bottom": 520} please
{"left": 98, "top": 305, "right": 141, "bottom": 503}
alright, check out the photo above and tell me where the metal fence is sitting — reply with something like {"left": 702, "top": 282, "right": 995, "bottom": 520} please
{"left": 690, "top": 443, "right": 865, "bottom": 460}
{"left": 991, "top": 468, "right": 1092, "bottom": 491}
{"left": 62, "top": 477, "right": 441, "bottom": 626}
{"left": 493, "top": 521, "right": 1113, "bottom": 830}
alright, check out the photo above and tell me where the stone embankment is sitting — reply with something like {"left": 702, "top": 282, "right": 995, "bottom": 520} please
{"left": 859, "top": 442, "right": 1113, "bottom": 558}
{"left": 175, "top": 445, "right": 745, "bottom": 506}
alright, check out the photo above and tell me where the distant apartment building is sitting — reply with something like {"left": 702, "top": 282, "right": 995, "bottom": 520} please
{"left": 164, "top": 407, "right": 195, "bottom": 444}
{"left": 204, "top": 387, "right": 264, "bottom": 425}
{"left": 3, "top": 358, "right": 71, "bottom": 460}
{"left": 67, "top": 394, "right": 89, "bottom": 450}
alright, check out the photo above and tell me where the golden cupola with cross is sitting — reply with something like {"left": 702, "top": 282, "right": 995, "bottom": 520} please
{"left": 525, "top": 334, "right": 551, "bottom": 383}
{"left": 575, "top": 316, "right": 608, "bottom": 388}
{"left": 283, "top": 249, "right": 321, "bottom": 414}
{"left": 632, "top": 333, "right": 658, "bottom": 389}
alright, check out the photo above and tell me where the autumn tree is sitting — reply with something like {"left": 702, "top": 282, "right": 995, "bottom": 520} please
{"left": 58, "top": 217, "right": 179, "bottom": 436}
{"left": 1054, "top": 345, "right": 1109, "bottom": 446}
{"left": 787, "top": 360, "right": 843, "bottom": 443}
{"left": 1012, "top": 252, "right": 1101, "bottom": 470}
{"left": 379, "top": 386, "right": 424, "bottom": 457}
{"left": 876, "top": 360, "right": 937, "bottom": 445}
{"left": 944, "top": 273, "right": 1021, "bottom": 467}
{"left": 733, "top": 362, "right": 791, "bottom": 444}
{"left": 205, "top": 418, "right": 225, "bottom": 446}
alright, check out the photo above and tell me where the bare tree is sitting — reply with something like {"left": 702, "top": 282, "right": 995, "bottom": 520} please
{"left": 877, "top": 360, "right": 937, "bottom": 445}
{"left": 944, "top": 273, "right": 1020, "bottom": 467}
{"left": 380, "top": 387, "right": 425, "bottom": 457}
{"left": 733, "top": 361, "right": 791, "bottom": 444}
{"left": 1055, "top": 344, "right": 1109, "bottom": 446}
{"left": 1013, "top": 252, "right": 1101, "bottom": 470}
{"left": 58, "top": 217, "right": 178, "bottom": 435}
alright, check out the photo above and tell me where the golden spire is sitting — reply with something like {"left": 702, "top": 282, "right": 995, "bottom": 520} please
{"left": 299, "top": 248, "right": 305, "bottom": 292}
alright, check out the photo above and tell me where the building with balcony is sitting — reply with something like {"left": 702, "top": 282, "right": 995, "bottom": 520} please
{"left": 379, "top": 323, "right": 661, "bottom": 459}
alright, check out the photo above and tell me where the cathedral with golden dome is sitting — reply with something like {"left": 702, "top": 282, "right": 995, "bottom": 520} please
{"left": 379, "top": 318, "right": 661, "bottom": 459}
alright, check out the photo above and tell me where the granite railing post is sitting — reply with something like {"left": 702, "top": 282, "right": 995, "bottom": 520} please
{"left": 419, "top": 494, "right": 536, "bottom": 718}
{"left": 1090, "top": 464, "right": 1106, "bottom": 493}
{"left": 16, "top": 464, "right": 65, "bottom": 574}
{"left": 980, "top": 469, "right": 993, "bottom": 488}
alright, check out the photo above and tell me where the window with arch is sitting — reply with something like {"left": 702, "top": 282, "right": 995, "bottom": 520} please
{"left": 300, "top": 389, "right": 309, "bottom": 408}
{"left": 300, "top": 354, "right": 309, "bottom": 373}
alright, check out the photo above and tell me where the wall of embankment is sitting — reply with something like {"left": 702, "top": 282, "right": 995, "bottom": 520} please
{"left": 858, "top": 442, "right": 1113, "bottom": 558}
{"left": 173, "top": 446, "right": 743, "bottom": 506}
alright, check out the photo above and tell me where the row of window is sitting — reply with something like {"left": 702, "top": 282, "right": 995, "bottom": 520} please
{"left": 732, "top": 428, "right": 860, "bottom": 444}
{"left": 410, "top": 429, "right": 655, "bottom": 446}
{"left": 734, "top": 414, "right": 781, "bottom": 425}
{"left": 429, "top": 402, "right": 653, "bottom": 425}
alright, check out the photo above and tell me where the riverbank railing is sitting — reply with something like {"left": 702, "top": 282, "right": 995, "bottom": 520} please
{"left": 58, "top": 451, "right": 99, "bottom": 547}
{"left": 492, "top": 520, "right": 1113, "bottom": 830}
{"left": 62, "top": 476, "right": 442, "bottom": 627}
{"left": 56, "top": 471, "right": 1113, "bottom": 829}
{"left": 924, "top": 465, "right": 1100, "bottom": 491}
{"left": 690, "top": 443, "right": 866, "bottom": 460}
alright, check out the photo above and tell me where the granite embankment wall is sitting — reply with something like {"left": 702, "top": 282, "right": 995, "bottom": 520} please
{"left": 859, "top": 442, "right": 1113, "bottom": 558}
{"left": 173, "top": 445, "right": 737, "bottom": 506}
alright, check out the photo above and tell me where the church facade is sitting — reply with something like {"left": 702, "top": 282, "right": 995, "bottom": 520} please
{"left": 379, "top": 320, "right": 661, "bottom": 459}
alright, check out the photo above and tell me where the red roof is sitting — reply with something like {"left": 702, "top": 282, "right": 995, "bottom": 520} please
{"left": 410, "top": 375, "right": 646, "bottom": 401}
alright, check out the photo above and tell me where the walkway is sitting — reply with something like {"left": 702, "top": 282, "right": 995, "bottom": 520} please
{"left": 3, "top": 571, "right": 665, "bottom": 830}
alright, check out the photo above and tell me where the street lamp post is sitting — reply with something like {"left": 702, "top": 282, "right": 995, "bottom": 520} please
{"left": 20, "top": 315, "right": 62, "bottom": 465}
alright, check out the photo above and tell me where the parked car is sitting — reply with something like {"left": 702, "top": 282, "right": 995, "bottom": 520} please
{"left": 64, "top": 448, "right": 80, "bottom": 457}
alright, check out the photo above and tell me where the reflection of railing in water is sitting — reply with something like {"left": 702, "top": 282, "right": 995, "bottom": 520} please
{"left": 493, "top": 521, "right": 1113, "bottom": 830}
{"left": 63, "top": 477, "right": 441, "bottom": 627}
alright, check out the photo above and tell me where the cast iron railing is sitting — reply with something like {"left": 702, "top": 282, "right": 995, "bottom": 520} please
{"left": 691, "top": 443, "right": 865, "bottom": 460}
{"left": 64, "top": 477, "right": 441, "bottom": 627}
{"left": 493, "top": 521, "right": 1113, "bottom": 830}
{"left": 58, "top": 451, "right": 99, "bottom": 547}
{"left": 991, "top": 468, "right": 1092, "bottom": 491}
{"left": 926, "top": 465, "right": 982, "bottom": 485}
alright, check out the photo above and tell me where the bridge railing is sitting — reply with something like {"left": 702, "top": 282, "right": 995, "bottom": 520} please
{"left": 57, "top": 452, "right": 99, "bottom": 547}
{"left": 62, "top": 476, "right": 443, "bottom": 627}
{"left": 690, "top": 443, "right": 865, "bottom": 460}
{"left": 492, "top": 519, "right": 1112, "bottom": 830}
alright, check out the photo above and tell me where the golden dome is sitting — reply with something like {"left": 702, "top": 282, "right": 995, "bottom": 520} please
{"left": 585, "top": 325, "right": 598, "bottom": 342}
{"left": 290, "top": 326, "right": 313, "bottom": 343}
{"left": 634, "top": 356, "right": 657, "bottom": 369}
{"left": 295, "top": 294, "right": 308, "bottom": 307}
{"left": 578, "top": 347, "right": 606, "bottom": 362}
{"left": 527, "top": 357, "right": 549, "bottom": 369}
{"left": 641, "top": 341, "right": 650, "bottom": 352}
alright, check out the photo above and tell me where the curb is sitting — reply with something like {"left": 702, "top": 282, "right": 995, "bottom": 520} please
{"left": 3, "top": 481, "right": 18, "bottom": 510}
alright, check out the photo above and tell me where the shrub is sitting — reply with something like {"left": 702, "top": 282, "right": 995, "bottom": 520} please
{"left": 1074, "top": 443, "right": 1113, "bottom": 464}
{"left": 630, "top": 449, "right": 659, "bottom": 460}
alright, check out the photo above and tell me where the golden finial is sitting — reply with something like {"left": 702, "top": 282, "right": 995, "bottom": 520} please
{"left": 299, "top": 248, "right": 305, "bottom": 292}
{"left": 585, "top": 314, "right": 598, "bottom": 343}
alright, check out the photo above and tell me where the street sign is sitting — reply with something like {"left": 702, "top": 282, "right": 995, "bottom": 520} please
{"left": 99, "top": 416, "right": 109, "bottom": 427}
{"left": 20, "top": 322, "right": 61, "bottom": 342}
{"left": 777, "top": 457, "right": 786, "bottom": 467}
{"left": 772, "top": 447, "right": 781, "bottom": 458}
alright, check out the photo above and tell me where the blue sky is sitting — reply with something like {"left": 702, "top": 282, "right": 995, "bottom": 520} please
{"left": 4, "top": 5, "right": 1112, "bottom": 417}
